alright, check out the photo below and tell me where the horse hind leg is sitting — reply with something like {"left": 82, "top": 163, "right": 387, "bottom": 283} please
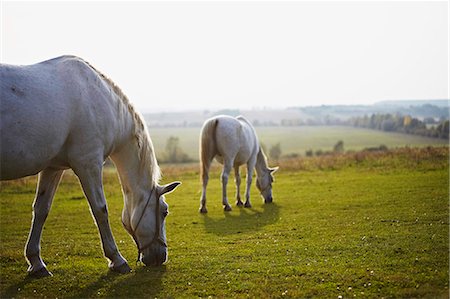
{"left": 199, "top": 137, "right": 215, "bottom": 214}
{"left": 221, "top": 161, "right": 233, "bottom": 212}
{"left": 25, "top": 168, "right": 64, "bottom": 278}
{"left": 199, "top": 163, "right": 210, "bottom": 213}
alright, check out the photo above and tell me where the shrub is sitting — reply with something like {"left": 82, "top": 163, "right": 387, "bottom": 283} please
{"left": 333, "top": 140, "right": 344, "bottom": 153}
{"left": 269, "top": 143, "right": 282, "bottom": 161}
{"left": 315, "top": 149, "right": 324, "bottom": 156}
{"left": 161, "top": 136, "right": 192, "bottom": 163}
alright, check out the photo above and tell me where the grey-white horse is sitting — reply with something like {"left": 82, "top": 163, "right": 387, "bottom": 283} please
{"left": 0, "top": 55, "right": 180, "bottom": 277}
{"left": 199, "top": 115, "right": 278, "bottom": 213}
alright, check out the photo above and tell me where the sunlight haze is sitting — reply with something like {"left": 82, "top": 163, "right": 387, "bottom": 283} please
{"left": 1, "top": 1, "right": 448, "bottom": 112}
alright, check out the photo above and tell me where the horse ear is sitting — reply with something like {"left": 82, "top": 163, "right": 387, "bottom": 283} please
{"left": 158, "top": 181, "right": 181, "bottom": 196}
{"left": 270, "top": 167, "right": 279, "bottom": 174}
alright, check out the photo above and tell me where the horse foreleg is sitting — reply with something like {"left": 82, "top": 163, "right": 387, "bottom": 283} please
{"left": 25, "top": 168, "right": 64, "bottom": 277}
{"left": 73, "top": 163, "right": 130, "bottom": 274}
{"left": 235, "top": 166, "right": 243, "bottom": 206}
{"left": 221, "top": 162, "right": 232, "bottom": 211}
{"left": 244, "top": 163, "right": 255, "bottom": 208}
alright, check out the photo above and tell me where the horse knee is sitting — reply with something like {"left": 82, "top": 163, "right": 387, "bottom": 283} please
{"left": 32, "top": 198, "right": 52, "bottom": 221}
{"left": 94, "top": 205, "right": 108, "bottom": 215}
{"left": 91, "top": 205, "right": 109, "bottom": 223}
{"left": 202, "top": 170, "right": 209, "bottom": 182}
{"left": 221, "top": 172, "right": 229, "bottom": 184}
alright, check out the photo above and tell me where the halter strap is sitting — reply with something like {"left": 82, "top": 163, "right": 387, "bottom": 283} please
{"left": 122, "top": 188, "right": 167, "bottom": 263}
{"left": 259, "top": 183, "right": 272, "bottom": 194}
{"left": 257, "top": 174, "right": 272, "bottom": 194}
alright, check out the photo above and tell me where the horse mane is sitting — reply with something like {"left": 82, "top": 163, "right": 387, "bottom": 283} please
{"left": 236, "top": 115, "right": 270, "bottom": 172}
{"left": 80, "top": 57, "right": 161, "bottom": 186}
{"left": 256, "top": 147, "right": 270, "bottom": 171}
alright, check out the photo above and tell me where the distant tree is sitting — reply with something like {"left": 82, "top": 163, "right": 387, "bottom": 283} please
{"left": 381, "top": 119, "right": 396, "bottom": 132}
{"left": 423, "top": 117, "right": 437, "bottom": 125}
{"left": 163, "top": 136, "right": 191, "bottom": 163}
{"left": 350, "top": 113, "right": 442, "bottom": 139}
{"left": 394, "top": 114, "right": 404, "bottom": 130}
{"left": 315, "top": 149, "right": 324, "bottom": 156}
{"left": 437, "top": 120, "right": 449, "bottom": 139}
{"left": 403, "top": 115, "right": 412, "bottom": 127}
{"left": 369, "top": 114, "right": 377, "bottom": 129}
{"left": 269, "top": 143, "right": 282, "bottom": 161}
{"left": 333, "top": 140, "right": 344, "bottom": 153}
{"left": 305, "top": 149, "right": 314, "bottom": 157}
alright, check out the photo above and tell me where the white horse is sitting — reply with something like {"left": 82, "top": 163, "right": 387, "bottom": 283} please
{"left": 0, "top": 55, "right": 180, "bottom": 277}
{"left": 199, "top": 115, "right": 278, "bottom": 213}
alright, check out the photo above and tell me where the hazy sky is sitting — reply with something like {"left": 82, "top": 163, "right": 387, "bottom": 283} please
{"left": 1, "top": 1, "right": 448, "bottom": 112}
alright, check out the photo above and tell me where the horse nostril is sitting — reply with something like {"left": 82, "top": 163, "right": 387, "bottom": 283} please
{"left": 142, "top": 247, "right": 167, "bottom": 266}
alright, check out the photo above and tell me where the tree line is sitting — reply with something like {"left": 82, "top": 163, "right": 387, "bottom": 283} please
{"left": 349, "top": 114, "right": 449, "bottom": 140}
{"left": 279, "top": 113, "right": 449, "bottom": 140}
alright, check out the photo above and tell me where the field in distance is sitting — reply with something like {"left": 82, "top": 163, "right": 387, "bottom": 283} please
{"left": 148, "top": 125, "right": 448, "bottom": 161}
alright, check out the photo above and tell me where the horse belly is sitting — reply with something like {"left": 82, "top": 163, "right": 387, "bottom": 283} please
{"left": 0, "top": 78, "right": 71, "bottom": 180}
{"left": 0, "top": 118, "right": 69, "bottom": 180}
{"left": 214, "top": 153, "right": 248, "bottom": 167}
{"left": 233, "top": 152, "right": 251, "bottom": 167}
{"left": 214, "top": 155, "right": 224, "bottom": 164}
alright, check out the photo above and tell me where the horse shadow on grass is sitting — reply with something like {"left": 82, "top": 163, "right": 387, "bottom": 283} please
{"left": 2, "top": 272, "right": 41, "bottom": 298}
{"left": 202, "top": 203, "right": 280, "bottom": 236}
{"left": 2, "top": 263, "right": 166, "bottom": 299}
{"left": 69, "top": 265, "right": 166, "bottom": 299}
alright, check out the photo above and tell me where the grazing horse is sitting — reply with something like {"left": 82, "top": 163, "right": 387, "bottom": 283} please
{"left": 0, "top": 55, "right": 180, "bottom": 277}
{"left": 199, "top": 115, "right": 278, "bottom": 213}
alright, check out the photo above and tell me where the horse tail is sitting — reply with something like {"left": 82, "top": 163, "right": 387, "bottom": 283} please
{"left": 199, "top": 117, "right": 218, "bottom": 182}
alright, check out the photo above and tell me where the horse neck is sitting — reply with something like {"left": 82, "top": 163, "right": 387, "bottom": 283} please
{"left": 255, "top": 148, "right": 269, "bottom": 176}
{"left": 105, "top": 86, "right": 159, "bottom": 209}
{"left": 110, "top": 140, "right": 154, "bottom": 210}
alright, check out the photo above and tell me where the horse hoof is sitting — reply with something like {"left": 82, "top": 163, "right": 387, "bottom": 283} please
{"left": 236, "top": 200, "right": 244, "bottom": 206}
{"left": 199, "top": 207, "right": 208, "bottom": 214}
{"left": 244, "top": 202, "right": 252, "bottom": 208}
{"left": 28, "top": 267, "right": 53, "bottom": 278}
{"left": 223, "top": 205, "right": 232, "bottom": 212}
{"left": 111, "top": 262, "right": 132, "bottom": 274}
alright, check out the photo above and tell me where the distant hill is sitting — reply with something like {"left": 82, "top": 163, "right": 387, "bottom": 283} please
{"left": 144, "top": 99, "right": 449, "bottom": 127}
{"left": 374, "top": 99, "right": 449, "bottom": 107}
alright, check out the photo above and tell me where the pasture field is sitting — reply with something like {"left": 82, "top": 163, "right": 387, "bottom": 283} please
{"left": 0, "top": 147, "right": 449, "bottom": 298}
{"left": 148, "top": 126, "right": 449, "bottom": 160}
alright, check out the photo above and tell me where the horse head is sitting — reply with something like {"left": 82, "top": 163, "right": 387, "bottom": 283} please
{"left": 256, "top": 167, "right": 278, "bottom": 203}
{"left": 122, "top": 181, "right": 180, "bottom": 266}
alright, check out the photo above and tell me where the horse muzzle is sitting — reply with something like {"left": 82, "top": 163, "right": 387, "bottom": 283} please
{"left": 141, "top": 245, "right": 167, "bottom": 266}
{"left": 264, "top": 196, "right": 273, "bottom": 204}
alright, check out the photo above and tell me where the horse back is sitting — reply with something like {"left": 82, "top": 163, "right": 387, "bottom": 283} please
{"left": 211, "top": 115, "right": 259, "bottom": 166}
{"left": 0, "top": 56, "right": 119, "bottom": 180}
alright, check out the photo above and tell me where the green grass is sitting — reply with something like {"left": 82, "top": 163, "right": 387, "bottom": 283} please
{"left": 0, "top": 147, "right": 448, "bottom": 298}
{"left": 149, "top": 126, "right": 448, "bottom": 160}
